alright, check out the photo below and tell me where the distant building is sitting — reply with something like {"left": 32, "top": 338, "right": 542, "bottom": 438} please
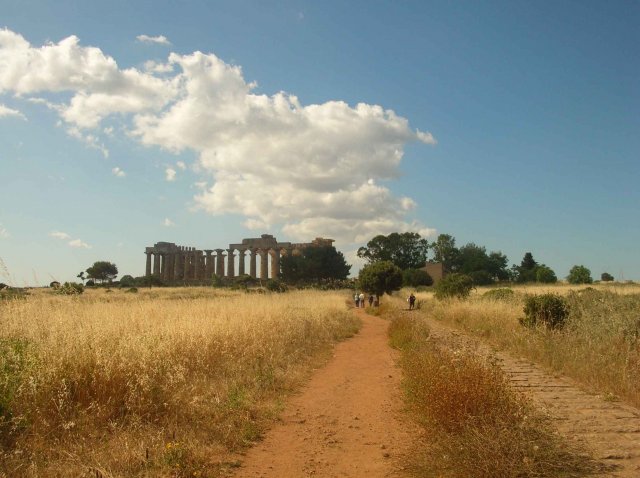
{"left": 421, "top": 262, "right": 445, "bottom": 284}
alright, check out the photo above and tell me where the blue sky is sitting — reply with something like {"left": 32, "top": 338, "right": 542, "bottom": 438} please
{"left": 1, "top": 0, "right": 638, "bottom": 285}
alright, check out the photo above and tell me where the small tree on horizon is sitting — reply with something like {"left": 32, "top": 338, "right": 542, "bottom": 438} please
{"left": 567, "top": 265, "right": 593, "bottom": 284}
{"left": 601, "top": 272, "right": 614, "bottom": 282}
{"left": 86, "top": 261, "right": 118, "bottom": 284}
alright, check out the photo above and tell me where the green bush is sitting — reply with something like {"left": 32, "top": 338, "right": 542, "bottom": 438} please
{"left": 567, "top": 265, "right": 592, "bottom": 284}
{"left": 265, "top": 279, "right": 287, "bottom": 293}
{"left": 56, "top": 282, "right": 84, "bottom": 295}
{"left": 119, "top": 275, "right": 136, "bottom": 287}
{"left": 482, "top": 288, "right": 514, "bottom": 301}
{"left": 535, "top": 265, "right": 557, "bottom": 283}
{"left": 521, "top": 294, "right": 569, "bottom": 329}
{"left": 434, "top": 273, "right": 474, "bottom": 300}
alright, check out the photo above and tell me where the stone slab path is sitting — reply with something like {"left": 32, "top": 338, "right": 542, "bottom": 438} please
{"left": 419, "top": 311, "right": 640, "bottom": 477}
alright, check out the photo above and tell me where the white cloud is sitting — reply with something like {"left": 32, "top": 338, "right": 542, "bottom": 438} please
{"left": 0, "top": 223, "right": 9, "bottom": 238}
{"left": 112, "top": 167, "right": 126, "bottom": 177}
{"left": 68, "top": 239, "right": 91, "bottom": 249}
{"left": 49, "top": 231, "right": 71, "bottom": 240}
{"left": 165, "top": 167, "right": 176, "bottom": 181}
{"left": 49, "top": 230, "right": 92, "bottom": 248}
{"left": 136, "top": 34, "right": 171, "bottom": 46}
{"left": 163, "top": 218, "right": 175, "bottom": 227}
{"left": 0, "top": 103, "right": 26, "bottom": 119}
{"left": 0, "top": 28, "right": 437, "bottom": 244}
{"left": 176, "top": 160, "right": 186, "bottom": 170}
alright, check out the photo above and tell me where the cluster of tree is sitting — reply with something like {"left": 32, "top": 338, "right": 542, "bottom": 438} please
{"left": 79, "top": 261, "right": 119, "bottom": 285}
{"left": 511, "top": 252, "right": 558, "bottom": 283}
{"left": 279, "top": 246, "right": 351, "bottom": 284}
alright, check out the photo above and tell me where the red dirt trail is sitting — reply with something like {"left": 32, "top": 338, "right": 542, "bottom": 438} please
{"left": 232, "top": 308, "right": 420, "bottom": 478}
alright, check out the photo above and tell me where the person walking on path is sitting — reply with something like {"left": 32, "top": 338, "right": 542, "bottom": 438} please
{"left": 359, "top": 292, "right": 365, "bottom": 308}
{"left": 368, "top": 294, "right": 374, "bottom": 307}
{"left": 408, "top": 293, "right": 416, "bottom": 310}
{"left": 354, "top": 292, "right": 360, "bottom": 308}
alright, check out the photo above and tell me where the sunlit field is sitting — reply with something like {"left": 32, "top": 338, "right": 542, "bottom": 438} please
{"left": 0, "top": 287, "right": 359, "bottom": 477}
{"left": 408, "top": 282, "right": 640, "bottom": 407}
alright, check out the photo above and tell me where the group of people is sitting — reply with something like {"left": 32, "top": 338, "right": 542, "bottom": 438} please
{"left": 354, "top": 292, "right": 376, "bottom": 308}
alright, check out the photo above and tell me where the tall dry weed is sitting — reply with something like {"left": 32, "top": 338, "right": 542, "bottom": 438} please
{"left": 0, "top": 287, "right": 359, "bottom": 477}
{"left": 420, "top": 284, "right": 640, "bottom": 406}
{"left": 388, "top": 312, "right": 596, "bottom": 477}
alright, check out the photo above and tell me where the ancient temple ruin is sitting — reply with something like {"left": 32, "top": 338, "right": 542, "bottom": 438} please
{"left": 144, "top": 234, "right": 334, "bottom": 283}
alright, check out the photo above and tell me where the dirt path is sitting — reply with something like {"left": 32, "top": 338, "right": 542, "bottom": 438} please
{"left": 418, "top": 311, "right": 640, "bottom": 477}
{"left": 232, "top": 308, "right": 420, "bottom": 478}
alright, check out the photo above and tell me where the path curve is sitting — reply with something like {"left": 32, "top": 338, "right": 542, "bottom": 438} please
{"left": 233, "top": 308, "right": 420, "bottom": 478}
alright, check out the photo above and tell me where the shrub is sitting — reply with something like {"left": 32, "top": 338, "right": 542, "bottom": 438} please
{"left": 49, "top": 281, "right": 61, "bottom": 289}
{"left": 482, "top": 288, "right": 514, "bottom": 301}
{"left": 56, "top": 282, "right": 84, "bottom": 295}
{"left": 119, "top": 275, "right": 135, "bottom": 287}
{"left": 601, "top": 272, "right": 614, "bottom": 282}
{"left": 521, "top": 294, "right": 569, "bottom": 329}
{"left": 85, "top": 279, "right": 95, "bottom": 286}
{"left": 125, "top": 287, "right": 138, "bottom": 293}
{"left": 434, "top": 273, "right": 474, "bottom": 300}
{"left": 265, "top": 279, "right": 287, "bottom": 293}
{"left": 134, "top": 275, "right": 164, "bottom": 287}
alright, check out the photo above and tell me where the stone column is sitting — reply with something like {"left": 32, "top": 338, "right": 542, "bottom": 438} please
{"left": 205, "top": 250, "right": 213, "bottom": 279}
{"left": 153, "top": 252, "right": 160, "bottom": 277}
{"left": 173, "top": 252, "right": 181, "bottom": 281}
{"left": 215, "top": 249, "right": 225, "bottom": 277}
{"left": 238, "top": 249, "right": 246, "bottom": 276}
{"left": 227, "top": 248, "right": 235, "bottom": 278}
{"left": 192, "top": 251, "right": 201, "bottom": 280}
{"left": 145, "top": 252, "right": 152, "bottom": 277}
{"left": 164, "top": 254, "right": 173, "bottom": 282}
{"left": 259, "top": 249, "right": 269, "bottom": 280}
{"left": 249, "top": 248, "right": 257, "bottom": 278}
{"left": 184, "top": 250, "right": 191, "bottom": 280}
{"left": 270, "top": 248, "right": 281, "bottom": 280}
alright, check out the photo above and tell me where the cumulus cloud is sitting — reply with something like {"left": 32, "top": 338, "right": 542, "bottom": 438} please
{"left": 0, "top": 28, "right": 437, "bottom": 244}
{"left": 0, "top": 103, "right": 25, "bottom": 119}
{"left": 112, "top": 167, "right": 125, "bottom": 177}
{"left": 176, "top": 160, "right": 186, "bottom": 170}
{"left": 49, "top": 230, "right": 91, "bottom": 248}
{"left": 165, "top": 167, "right": 176, "bottom": 181}
{"left": 163, "top": 218, "right": 175, "bottom": 227}
{"left": 68, "top": 239, "right": 91, "bottom": 249}
{"left": 49, "top": 231, "right": 71, "bottom": 240}
{"left": 136, "top": 34, "right": 171, "bottom": 46}
{"left": 0, "top": 223, "right": 9, "bottom": 238}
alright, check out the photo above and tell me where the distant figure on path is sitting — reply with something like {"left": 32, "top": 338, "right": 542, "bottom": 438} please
{"left": 354, "top": 292, "right": 360, "bottom": 308}
{"left": 359, "top": 292, "right": 365, "bottom": 307}
{"left": 408, "top": 293, "right": 416, "bottom": 310}
{"left": 368, "top": 294, "right": 374, "bottom": 307}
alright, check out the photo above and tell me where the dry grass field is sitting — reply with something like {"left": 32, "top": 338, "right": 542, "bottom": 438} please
{"left": 0, "top": 287, "right": 359, "bottom": 477}
{"left": 410, "top": 282, "right": 640, "bottom": 407}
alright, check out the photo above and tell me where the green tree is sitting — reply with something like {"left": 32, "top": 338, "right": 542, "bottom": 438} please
{"left": 601, "top": 272, "right": 614, "bottom": 282}
{"left": 280, "top": 246, "right": 351, "bottom": 283}
{"left": 567, "top": 265, "right": 593, "bottom": 284}
{"left": 76, "top": 271, "right": 86, "bottom": 284}
{"left": 357, "top": 232, "right": 430, "bottom": 270}
{"left": 515, "top": 252, "right": 539, "bottom": 282}
{"left": 434, "top": 273, "right": 474, "bottom": 300}
{"left": 86, "top": 261, "right": 118, "bottom": 284}
{"left": 431, "top": 234, "right": 459, "bottom": 272}
{"left": 402, "top": 268, "right": 433, "bottom": 287}
{"left": 358, "top": 261, "right": 403, "bottom": 298}
{"left": 535, "top": 265, "right": 557, "bottom": 283}
{"left": 452, "top": 243, "right": 510, "bottom": 284}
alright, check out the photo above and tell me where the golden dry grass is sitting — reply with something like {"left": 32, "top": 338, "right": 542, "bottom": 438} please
{"left": 387, "top": 312, "right": 596, "bottom": 477}
{"left": 0, "top": 287, "right": 359, "bottom": 477}
{"left": 410, "top": 282, "right": 640, "bottom": 407}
